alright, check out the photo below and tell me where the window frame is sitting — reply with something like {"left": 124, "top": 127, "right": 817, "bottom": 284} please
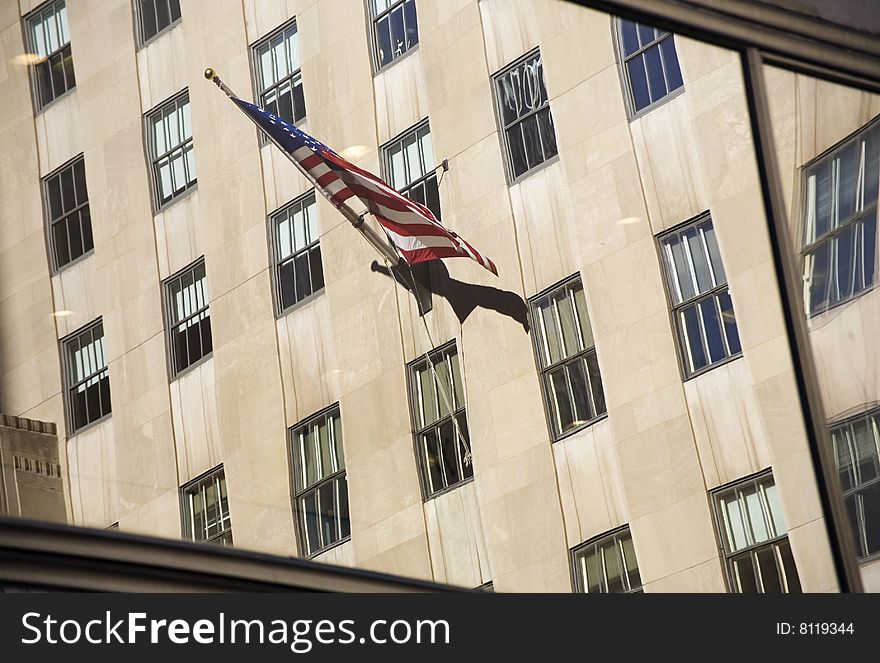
{"left": 710, "top": 469, "right": 801, "bottom": 593}
{"left": 829, "top": 406, "right": 880, "bottom": 562}
{"left": 381, "top": 118, "right": 441, "bottom": 218}
{"left": 613, "top": 16, "right": 685, "bottom": 119}
{"left": 60, "top": 318, "right": 111, "bottom": 436}
{"left": 406, "top": 340, "right": 474, "bottom": 501}
{"left": 798, "top": 115, "right": 880, "bottom": 318}
{"left": 133, "top": 0, "right": 182, "bottom": 48}
{"left": 268, "top": 190, "right": 324, "bottom": 317}
{"left": 162, "top": 257, "right": 213, "bottom": 379}
{"left": 367, "top": 0, "right": 420, "bottom": 74}
{"left": 657, "top": 212, "right": 743, "bottom": 380}
{"left": 288, "top": 403, "right": 351, "bottom": 558}
{"left": 23, "top": 0, "right": 76, "bottom": 112}
{"left": 41, "top": 153, "right": 94, "bottom": 273}
{"left": 528, "top": 273, "right": 608, "bottom": 442}
{"left": 249, "top": 17, "right": 306, "bottom": 143}
{"left": 144, "top": 89, "right": 197, "bottom": 213}
{"left": 179, "top": 465, "right": 233, "bottom": 546}
{"left": 490, "top": 48, "right": 559, "bottom": 185}
{"left": 570, "top": 525, "right": 643, "bottom": 594}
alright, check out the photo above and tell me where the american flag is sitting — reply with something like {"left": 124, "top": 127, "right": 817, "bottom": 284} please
{"left": 233, "top": 98, "right": 498, "bottom": 275}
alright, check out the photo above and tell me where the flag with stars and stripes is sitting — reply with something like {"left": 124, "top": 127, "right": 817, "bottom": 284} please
{"left": 232, "top": 98, "right": 498, "bottom": 276}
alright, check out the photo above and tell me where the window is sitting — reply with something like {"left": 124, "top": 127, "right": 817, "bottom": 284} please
{"left": 660, "top": 215, "right": 741, "bottom": 377}
{"left": 713, "top": 472, "right": 801, "bottom": 593}
{"left": 62, "top": 320, "right": 111, "bottom": 434}
{"left": 164, "top": 259, "right": 212, "bottom": 377}
{"left": 371, "top": 0, "right": 418, "bottom": 70}
{"left": 290, "top": 406, "right": 350, "bottom": 556}
{"left": 802, "top": 119, "right": 879, "bottom": 316}
{"left": 146, "top": 91, "right": 196, "bottom": 208}
{"left": 182, "top": 467, "right": 232, "bottom": 546}
{"left": 271, "top": 192, "right": 323, "bottom": 312}
{"left": 408, "top": 343, "right": 472, "bottom": 498}
{"left": 492, "top": 50, "right": 558, "bottom": 182}
{"left": 618, "top": 19, "right": 683, "bottom": 114}
{"left": 831, "top": 408, "right": 880, "bottom": 559}
{"left": 25, "top": 0, "right": 75, "bottom": 110}
{"left": 571, "top": 527, "right": 642, "bottom": 593}
{"left": 135, "top": 0, "right": 181, "bottom": 45}
{"left": 252, "top": 19, "right": 305, "bottom": 127}
{"left": 384, "top": 121, "right": 440, "bottom": 219}
{"left": 530, "top": 276, "right": 606, "bottom": 440}
{"left": 43, "top": 155, "right": 93, "bottom": 270}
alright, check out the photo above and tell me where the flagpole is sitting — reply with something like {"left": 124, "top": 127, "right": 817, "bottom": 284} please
{"left": 204, "top": 68, "right": 401, "bottom": 267}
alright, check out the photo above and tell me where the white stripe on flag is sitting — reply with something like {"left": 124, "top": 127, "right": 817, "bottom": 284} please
{"left": 383, "top": 227, "right": 462, "bottom": 252}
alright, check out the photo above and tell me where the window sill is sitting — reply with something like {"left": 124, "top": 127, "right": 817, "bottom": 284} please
{"left": 507, "top": 154, "right": 561, "bottom": 187}
{"left": 682, "top": 351, "right": 743, "bottom": 382}
{"left": 67, "top": 412, "right": 112, "bottom": 439}
{"left": 373, "top": 44, "right": 420, "bottom": 76}
{"left": 52, "top": 248, "right": 95, "bottom": 276}
{"left": 627, "top": 85, "right": 686, "bottom": 121}
{"left": 153, "top": 181, "right": 198, "bottom": 215}
{"left": 303, "top": 535, "right": 351, "bottom": 561}
{"left": 423, "top": 475, "right": 475, "bottom": 502}
{"left": 137, "top": 18, "right": 182, "bottom": 50}
{"left": 551, "top": 412, "right": 609, "bottom": 444}
{"left": 35, "top": 86, "right": 77, "bottom": 115}
{"left": 169, "top": 352, "right": 213, "bottom": 382}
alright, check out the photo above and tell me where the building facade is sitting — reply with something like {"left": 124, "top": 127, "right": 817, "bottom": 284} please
{"left": 0, "top": 0, "right": 877, "bottom": 592}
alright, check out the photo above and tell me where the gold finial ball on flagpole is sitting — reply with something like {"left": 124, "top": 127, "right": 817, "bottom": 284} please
{"left": 204, "top": 68, "right": 215, "bottom": 80}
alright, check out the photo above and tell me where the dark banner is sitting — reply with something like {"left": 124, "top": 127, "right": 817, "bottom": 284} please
{"left": 0, "top": 593, "right": 873, "bottom": 659}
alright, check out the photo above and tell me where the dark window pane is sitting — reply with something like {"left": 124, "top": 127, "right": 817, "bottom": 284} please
{"left": 620, "top": 20, "right": 639, "bottom": 56}
{"left": 169, "top": 0, "right": 181, "bottom": 22}
{"left": 457, "top": 414, "right": 473, "bottom": 481}
{"left": 681, "top": 304, "right": 707, "bottom": 371}
{"left": 567, "top": 359, "right": 592, "bottom": 424}
{"left": 155, "top": 0, "right": 170, "bottom": 33}
{"left": 585, "top": 352, "right": 606, "bottom": 416}
{"left": 836, "top": 223, "right": 856, "bottom": 301}
{"left": 660, "top": 37, "right": 683, "bottom": 91}
{"left": 537, "top": 107, "right": 558, "bottom": 161}
{"left": 866, "top": 131, "right": 880, "bottom": 205}
{"left": 718, "top": 290, "right": 740, "bottom": 355}
{"left": 53, "top": 221, "right": 70, "bottom": 267}
{"left": 404, "top": 0, "right": 418, "bottom": 49}
{"left": 699, "top": 296, "right": 726, "bottom": 363}
{"left": 99, "top": 373, "right": 111, "bottom": 417}
{"left": 48, "top": 176, "right": 63, "bottom": 220}
{"left": 377, "top": 16, "right": 392, "bottom": 66}
{"left": 279, "top": 260, "right": 296, "bottom": 310}
{"left": 71, "top": 387, "right": 88, "bottom": 430}
{"left": 73, "top": 159, "right": 87, "bottom": 205}
{"left": 60, "top": 166, "right": 75, "bottom": 214}
{"left": 860, "top": 212, "right": 877, "bottom": 293}
{"left": 627, "top": 57, "right": 651, "bottom": 111}
{"left": 85, "top": 380, "right": 102, "bottom": 425}
{"left": 62, "top": 46, "right": 75, "bottom": 91}
{"left": 838, "top": 142, "right": 860, "bottom": 223}
{"left": 309, "top": 245, "right": 324, "bottom": 294}
{"left": 319, "top": 482, "right": 337, "bottom": 547}
{"left": 549, "top": 367, "right": 574, "bottom": 433}
{"left": 601, "top": 541, "right": 625, "bottom": 593}
{"left": 37, "top": 61, "right": 53, "bottom": 107}
{"left": 80, "top": 207, "right": 94, "bottom": 254}
{"left": 50, "top": 52, "right": 66, "bottom": 99}
{"left": 141, "top": 0, "right": 158, "bottom": 41}
{"left": 755, "top": 546, "right": 783, "bottom": 593}
{"left": 863, "top": 482, "right": 880, "bottom": 556}
{"left": 637, "top": 22, "right": 656, "bottom": 48}
{"left": 844, "top": 493, "right": 861, "bottom": 555}
{"left": 506, "top": 125, "right": 529, "bottom": 178}
{"left": 777, "top": 540, "right": 802, "bottom": 593}
{"left": 389, "top": 6, "right": 405, "bottom": 60}
{"left": 439, "top": 419, "right": 461, "bottom": 488}
{"left": 338, "top": 476, "right": 350, "bottom": 539}
{"left": 278, "top": 85, "right": 294, "bottom": 125}
{"left": 173, "top": 328, "right": 189, "bottom": 372}
{"left": 68, "top": 213, "right": 84, "bottom": 259}
{"left": 521, "top": 114, "right": 542, "bottom": 171}
{"left": 644, "top": 45, "right": 666, "bottom": 104}
{"left": 808, "top": 240, "right": 831, "bottom": 314}
{"left": 303, "top": 492, "right": 320, "bottom": 553}
{"left": 422, "top": 432, "right": 444, "bottom": 494}
{"left": 731, "top": 553, "right": 758, "bottom": 593}
{"left": 424, "top": 175, "right": 441, "bottom": 220}
{"left": 293, "top": 78, "right": 306, "bottom": 122}
{"left": 811, "top": 159, "right": 833, "bottom": 240}
{"left": 294, "top": 252, "right": 311, "bottom": 301}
